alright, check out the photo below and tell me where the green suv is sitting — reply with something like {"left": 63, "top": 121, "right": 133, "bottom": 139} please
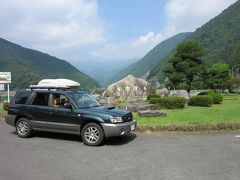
{"left": 5, "top": 87, "right": 136, "bottom": 146}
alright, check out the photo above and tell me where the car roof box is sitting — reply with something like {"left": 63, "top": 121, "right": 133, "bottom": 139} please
{"left": 29, "top": 79, "right": 80, "bottom": 90}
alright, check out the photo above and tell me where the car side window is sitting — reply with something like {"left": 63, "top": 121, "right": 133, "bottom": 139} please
{"left": 15, "top": 91, "right": 32, "bottom": 104}
{"left": 32, "top": 92, "right": 50, "bottom": 106}
{"left": 52, "top": 94, "right": 69, "bottom": 108}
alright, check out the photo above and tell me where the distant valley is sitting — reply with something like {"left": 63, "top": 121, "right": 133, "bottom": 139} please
{"left": 77, "top": 59, "right": 137, "bottom": 87}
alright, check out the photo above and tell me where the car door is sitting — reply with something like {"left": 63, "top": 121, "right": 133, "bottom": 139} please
{"left": 28, "top": 92, "right": 52, "bottom": 130}
{"left": 48, "top": 93, "right": 80, "bottom": 134}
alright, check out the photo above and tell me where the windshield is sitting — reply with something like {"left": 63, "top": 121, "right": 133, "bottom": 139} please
{"left": 69, "top": 91, "right": 101, "bottom": 109}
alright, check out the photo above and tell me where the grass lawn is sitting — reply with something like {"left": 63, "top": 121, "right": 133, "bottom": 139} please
{"left": 134, "top": 95, "right": 240, "bottom": 126}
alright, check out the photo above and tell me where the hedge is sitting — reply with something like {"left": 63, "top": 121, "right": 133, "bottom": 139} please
{"left": 198, "top": 90, "right": 223, "bottom": 104}
{"left": 149, "top": 96, "right": 185, "bottom": 109}
{"left": 147, "top": 94, "right": 160, "bottom": 101}
{"left": 188, "top": 95, "right": 213, "bottom": 107}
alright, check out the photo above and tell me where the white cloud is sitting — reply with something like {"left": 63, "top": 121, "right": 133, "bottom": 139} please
{"left": 90, "top": 32, "right": 163, "bottom": 61}
{"left": 90, "top": 0, "right": 238, "bottom": 62}
{"left": 0, "top": 0, "right": 237, "bottom": 64}
{"left": 163, "top": 0, "right": 238, "bottom": 37}
{"left": 0, "top": 0, "right": 105, "bottom": 57}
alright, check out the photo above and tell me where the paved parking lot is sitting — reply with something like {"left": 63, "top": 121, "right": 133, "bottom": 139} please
{"left": 0, "top": 119, "right": 240, "bottom": 180}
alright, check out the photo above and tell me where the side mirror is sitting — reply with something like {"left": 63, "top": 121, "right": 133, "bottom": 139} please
{"left": 64, "top": 102, "right": 72, "bottom": 109}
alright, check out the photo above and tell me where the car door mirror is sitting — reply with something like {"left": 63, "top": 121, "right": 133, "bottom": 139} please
{"left": 64, "top": 102, "right": 72, "bottom": 109}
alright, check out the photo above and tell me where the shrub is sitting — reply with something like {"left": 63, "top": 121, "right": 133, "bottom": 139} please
{"left": 189, "top": 95, "right": 213, "bottom": 107}
{"left": 3, "top": 102, "right": 10, "bottom": 111}
{"left": 208, "top": 91, "right": 223, "bottom": 104}
{"left": 149, "top": 97, "right": 162, "bottom": 104}
{"left": 147, "top": 94, "right": 160, "bottom": 101}
{"left": 149, "top": 96, "right": 185, "bottom": 109}
{"left": 198, "top": 90, "right": 223, "bottom": 104}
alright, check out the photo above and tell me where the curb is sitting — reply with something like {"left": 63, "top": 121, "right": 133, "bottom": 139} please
{"left": 136, "top": 122, "right": 240, "bottom": 132}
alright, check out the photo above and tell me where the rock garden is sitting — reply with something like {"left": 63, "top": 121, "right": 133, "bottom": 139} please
{"left": 91, "top": 74, "right": 240, "bottom": 132}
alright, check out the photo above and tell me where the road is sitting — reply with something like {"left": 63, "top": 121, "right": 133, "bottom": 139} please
{"left": 0, "top": 119, "right": 240, "bottom": 180}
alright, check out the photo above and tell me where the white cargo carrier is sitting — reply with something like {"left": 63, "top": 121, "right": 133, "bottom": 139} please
{"left": 30, "top": 79, "right": 80, "bottom": 89}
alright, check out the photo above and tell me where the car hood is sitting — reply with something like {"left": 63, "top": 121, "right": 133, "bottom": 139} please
{"left": 81, "top": 106, "right": 129, "bottom": 117}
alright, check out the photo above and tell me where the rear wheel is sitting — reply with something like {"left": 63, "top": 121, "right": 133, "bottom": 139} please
{"left": 81, "top": 123, "right": 104, "bottom": 146}
{"left": 16, "top": 118, "right": 32, "bottom": 138}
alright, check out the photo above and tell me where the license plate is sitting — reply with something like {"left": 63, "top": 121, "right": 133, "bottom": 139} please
{"left": 131, "top": 124, "right": 135, "bottom": 131}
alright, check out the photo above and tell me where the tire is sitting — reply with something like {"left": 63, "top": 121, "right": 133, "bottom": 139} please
{"left": 16, "top": 118, "right": 32, "bottom": 138}
{"left": 81, "top": 123, "right": 105, "bottom": 146}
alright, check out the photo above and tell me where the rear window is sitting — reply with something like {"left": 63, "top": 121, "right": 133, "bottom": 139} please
{"left": 32, "top": 92, "right": 50, "bottom": 106}
{"left": 15, "top": 91, "right": 32, "bottom": 104}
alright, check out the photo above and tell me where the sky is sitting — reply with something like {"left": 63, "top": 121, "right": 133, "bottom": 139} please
{"left": 0, "top": 0, "right": 238, "bottom": 64}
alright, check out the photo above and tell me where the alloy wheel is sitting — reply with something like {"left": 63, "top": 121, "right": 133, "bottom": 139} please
{"left": 84, "top": 126, "right": 100, "bottom": 144}
{"left": 17, "top": 121, "right": 29, "bottom": 136}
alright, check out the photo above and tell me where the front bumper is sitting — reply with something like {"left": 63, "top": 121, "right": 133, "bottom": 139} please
{"left": 5, "top": 114, "right": 17, "bottom": 127}
{"left": 101, "top": 120, "right": 137, "bottom": 137}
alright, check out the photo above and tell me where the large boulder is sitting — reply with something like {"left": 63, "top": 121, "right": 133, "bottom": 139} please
{"left": 169, "top": 90, "right": 189, "bottom": 99}
{"left": 156, "top": 88, "right": 169, "bottom": 97}
{"left": 104, "top": 75, "right": 152, "bottom": 102}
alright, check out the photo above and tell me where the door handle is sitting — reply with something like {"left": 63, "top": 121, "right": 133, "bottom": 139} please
{"left": 49, "top": 109, "right": 57, "bottom": 115}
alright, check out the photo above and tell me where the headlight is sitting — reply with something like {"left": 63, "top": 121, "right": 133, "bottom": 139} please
{"left": 110, "top": 116, "right": 123, "bottom": 123}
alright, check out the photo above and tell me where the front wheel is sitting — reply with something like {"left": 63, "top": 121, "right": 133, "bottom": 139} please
{"left": 16, "top": 118, "right": 32, "bottom": 138}
{"left": 81, "top": 123, "right": 105, "bottom": 146}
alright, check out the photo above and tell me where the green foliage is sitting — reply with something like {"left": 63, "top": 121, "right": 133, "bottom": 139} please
{"left": 147, "top": 94, "right": 160, "bottom": 101}
{"left": 203, "top": 63, "right": 230, "bottom": 90}
{"left": 189, "top": 95, "right": 213, "bottom": 107}
{"left": 148, "top": 97, "right": 161, "bottom": 104}
{"left": 149, "top": 96, "right": 185, "bottom": 109}
{"left": 211, "top": 91, "right": 223, "bottom": 103}
{"left": 209, "top": 91, "right": 223, "bottom": 104}
{"left": 108, "top": 33, "right": 191, "bottom": 85}
{"left": 163, "top": 40, "right": 205, "bottom": 93}
{"left": 190, "top": 1, "right": 240, "bottom": 66}
{"left": 198, "top": 90, "right": 223, "bottom": 104}
{"left": 224, "top": 76, "right": 240, "bottom": 92}
{"left": 148, "top": 1, "right": 240, "bottom": 82}
{"left": 3, "top": 102, "right": 10, "bottom": 111}
{"left": 0, "top": 38, "right": 99, "bottom": 91}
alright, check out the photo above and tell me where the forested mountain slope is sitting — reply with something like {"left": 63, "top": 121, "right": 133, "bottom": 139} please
{"left": 108, "top": 32, "right": 191, "bottom": 85}
{"left": 0, "top": 38, "right": 99, "bottom": 91}
{"left": 148, "top": 0, "right": 240, "bottom": 82}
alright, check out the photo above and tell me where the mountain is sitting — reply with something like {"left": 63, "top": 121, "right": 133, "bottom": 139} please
{"left": 107, "top": 32, "right": 192, "bottom": 85}
{"left": 77, "top": 59, "right": 137, "bottom": 87}
{"left": 0, "top": 38, "right": 99, "bottom": 91}
{"left": 148, "top": 0, "right": 240, "bottom": 82}
{"left": 189, "top": 0, "right": 240, "bottom": 66}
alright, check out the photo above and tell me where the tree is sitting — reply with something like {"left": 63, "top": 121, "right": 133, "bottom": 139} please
{"left": 224, "top": 76, "right": 240, "bottom": 93}
{"left": 203, "top": 63, "right": 230, "bottom": 90}
{"left": 164, "top": 40, "right": 205, "bottom": 93}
